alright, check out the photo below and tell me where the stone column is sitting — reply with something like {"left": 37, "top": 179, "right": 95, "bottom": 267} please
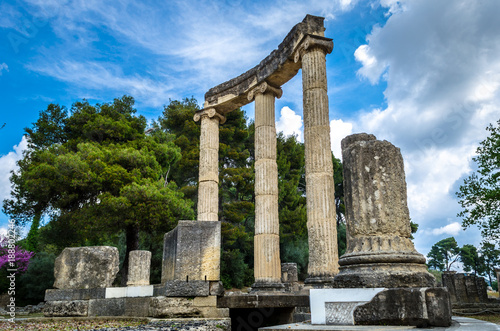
{"left": 495, "top": 268, "right": 500, "bottom": 293}
{"left": 194, "top": 108, "right": 225, "bottom": 221}
{"left": 334, "top": 133, "right": 435, "bottom": 288}
{"left": 248, "top": 82, "right": 284, "bottom": 291}
{"left": 295, "top": 35, "right": 339, "bottom": 284}
{"left": 127, "top": 250, "right": 151, "bottom": 286}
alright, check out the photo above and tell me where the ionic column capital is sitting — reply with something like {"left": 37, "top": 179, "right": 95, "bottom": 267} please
{"left": 193, "top": 108, "right": 226, "bottom": 124}
{"left": 247, "top": 82, "right": 283, "bottom": 101}
{"left": 294, "top": 34, "right": 334, "bottom": 63}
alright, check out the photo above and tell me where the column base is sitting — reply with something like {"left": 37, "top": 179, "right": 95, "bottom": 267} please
{"left": 250, "top": 282, "right": 285, "bottom": 293}
{"left": 304, "top": 276, "right": 335, "bottom": 288}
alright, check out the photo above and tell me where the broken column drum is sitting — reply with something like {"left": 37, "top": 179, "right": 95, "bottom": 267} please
{"left": 334, "top": 133, "right": 435, "bottom": 288}
{"left": 250, "top": 82, "right": 284, "bottom": 290}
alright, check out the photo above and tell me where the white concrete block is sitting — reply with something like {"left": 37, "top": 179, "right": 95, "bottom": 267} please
{"left": 126, "top": 285, "right": 154, "bottom": 297}
{"left": 105, "top": 287, "right": 127, "bottom": 298}
{"left": 310, "top": 288, "right": 385, "bottom": 325}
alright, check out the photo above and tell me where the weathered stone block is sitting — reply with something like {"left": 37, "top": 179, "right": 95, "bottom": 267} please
{"left": 161, "top": 221, "right": 220, "bottom": 283}
{"left": 53, "top": 246, "right": 119, "bottom": 289}
{"left": 44, "top": 288, "right": 106, "bottom": 301}
{"left": 88, "top": 298, "right": 125, "bottom": 317}
{"left": 127, "top": 250, "right": 151, "bottom": 286}
{"left": 43, "top": 300, "right": 88, "bottom": 317}
{"left": 154, "top": 280, "right": 210, "bottom": 297}
{"left": 209, "top": 281, "right": 224, "bottom": 296}
{"left": 442, "top": 272, "right": 488, "bottom": 303}
{"left": 124, "top": 297, "right": 150, "bottom": 317}
{"left": 148, "top": 296, "right": 229, "bottom": 318}
{"left": 353, "top": 287, "right": 451, "bottom": 327}
{"left": 281, "top": 263, "right": 298, "bottom": 283}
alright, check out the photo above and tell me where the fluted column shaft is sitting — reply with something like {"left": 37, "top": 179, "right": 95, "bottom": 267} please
{"left": 194, "top": 108, "right": 224, "bottom": 221}
{"left": 300, "top": 38, "right": 339, "bottom": 283}
{"left": 250, "top": 82, "right": 283, "bottom": 287}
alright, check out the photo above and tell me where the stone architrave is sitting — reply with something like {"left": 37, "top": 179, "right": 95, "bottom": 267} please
{"left": 248, "top": 82, "right": 284, "bottom": 291}
{"left": 127, "top": 250, "right": 151, "bottom": 286}
{"left": 194, "top": 108, "right": 225, "bottom": 222}
{"left": 295, "top": 34, "right": 339, "bottom": 284}
{"left": 334, "top": 134, "right": 435, "bottom": 288}
{"left": 53, "top": 246, "right": 119, "bottom": 289}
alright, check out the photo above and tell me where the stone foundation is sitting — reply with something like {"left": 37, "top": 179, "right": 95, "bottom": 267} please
{"left": 44, "top": 287, "right": 228, "bottom": 318}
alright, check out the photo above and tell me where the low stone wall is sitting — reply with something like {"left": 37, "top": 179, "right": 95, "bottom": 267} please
{"left": 442, "top": 272, "right": 489, "bottom": 303}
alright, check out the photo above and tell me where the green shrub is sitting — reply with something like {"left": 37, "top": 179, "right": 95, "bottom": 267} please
{"left": 16, "top": 252, "right": 56, "bottom": 306}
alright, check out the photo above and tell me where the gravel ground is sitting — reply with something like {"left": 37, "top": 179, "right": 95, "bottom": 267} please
{"left": 0, "top": 318, "right": 231, "bottom": 331}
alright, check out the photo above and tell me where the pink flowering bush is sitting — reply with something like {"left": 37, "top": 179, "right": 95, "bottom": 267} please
{"left": 0, "top": 237, "right": 35, "bottom": 273}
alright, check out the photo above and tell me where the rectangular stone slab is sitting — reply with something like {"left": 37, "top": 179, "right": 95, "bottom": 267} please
{"left": 161, "top": 220, "right": 221, "bottom": 282}
{"left": 154, "top": 280, "right": 210, "bottom": 297}
{"left": 45, "top": 288, "right": 106, "bottom": 301}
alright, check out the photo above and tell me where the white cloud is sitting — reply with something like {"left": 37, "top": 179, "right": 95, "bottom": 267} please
{"left": 0, "top": 227, "right": 7, "bottom": 238}
{"left": 330, "top": 119, "right": 353, "bottom": 158}
{"left": 276, "top": 106, "right": 303, "bottom": 142}
{"left": 0, "top": 63, "right": 8, "bottom": 75}
{"left": 26, "top": 60, "right": 177, "bottom": 108}
{"left": 426, "top": 222, "right": 462, "bottom": 236}
{"left": 0, "top": 136, "right": 28, "bottom": 202}
{"left": 354, "top": 44, "right": 386, "bottom": 84}
{"left": 351, "top": 0, "right": 500, "bottom": 252}
{"left": 16, "top": 0, "right": 363, "bottom": 104}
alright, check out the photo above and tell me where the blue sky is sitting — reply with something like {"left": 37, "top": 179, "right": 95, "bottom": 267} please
{"left": 0, "top": 0, "right": 499, "bottom": 260}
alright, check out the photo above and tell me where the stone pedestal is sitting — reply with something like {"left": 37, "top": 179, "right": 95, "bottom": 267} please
{"left": 249, "top": 82, "right": 284, "bottom": 292}
{"left": 194, "top": 108, "right": 225, "bottom": 222}
{"left": 334, "top": 134, "right": 435, "bottom": 288}
{"left": 296, "top": 35, "right": 339, "bottom": 285}
{"left": 127, "top": 250, "right": 151, "bottom": 286}
{"left": 161, "top": 220, "right": 221, "bottom": 283}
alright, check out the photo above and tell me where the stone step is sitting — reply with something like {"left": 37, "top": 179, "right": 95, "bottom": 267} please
{"left": 293, "top": 312, "right": 311, "bottom": 322}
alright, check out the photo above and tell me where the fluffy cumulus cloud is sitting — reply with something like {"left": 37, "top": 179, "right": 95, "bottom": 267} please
{"left": 425, "top": 222, "right": 462, "bottom": 236}
{"left": 330, "top": 119, "right": 353, "bottom": 158}
{"left": 11, "top": 0, "right": 360, "bottom": 106}
{"left": 353, "top": 0, "right": 500, "bottom": 249}
{"left": 276, "top": 106, "right": 303, "bottom": 141}
{"left": 0, "top": 136, "right": 27, "bottom": 202}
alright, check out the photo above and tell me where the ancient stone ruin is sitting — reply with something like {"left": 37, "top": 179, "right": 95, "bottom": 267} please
{"left": 443, "top": 271, "right": 488, "bottom": 304}
{"left": 194, "top": 14, "right": 339, "bottom": 290}
{"left": 335, "top": 133, "right": 435, "bottom": 288}
{"left": 43, "top": 15, "right": 455, "bottom": 329}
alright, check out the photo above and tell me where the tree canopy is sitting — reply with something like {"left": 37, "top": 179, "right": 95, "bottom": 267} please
{"left": 3, "top": 96, "right": 195, "bottom": 283}
{"left": 457, "top": 119, "right": 500, "bottom": 241}
{"left": 427, "top": 237, "right": 460, "bottom": 271}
